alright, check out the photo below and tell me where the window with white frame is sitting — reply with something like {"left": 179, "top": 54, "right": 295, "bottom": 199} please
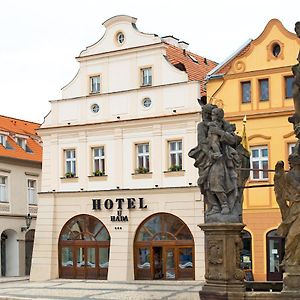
{"left": 288, "top": 143, "right": 296, "bottom": 155}
{"left": 136, "top": 143, "right": 149, "bottom": 172}
{"left": 0, "top": 135, "right": 6, "bottom": 147}
{"left": 141, "top": 68, "right": 152, "bottom": 86}
{"left": 27, "top": 179, "right": 37, "bottom": 205}
{"left": 0, "top": 176, "right": 7, "bottom": 202}
{"left": 250, "top": 146, "right": 269, "bottom": 180}
{"left": 16, "top": 137, "right": 26, "bottom": 150}
{"left": 90, "top": 76, "right": 100, "bottom": 94}
{"left": 93, "top": 147, "right": 105, "bottom": 175}
{"left": 65, "top": 149, "right": 76, "bottom": 176}
{"left": 169, "top": 140, "right": 182, "bottom": 170}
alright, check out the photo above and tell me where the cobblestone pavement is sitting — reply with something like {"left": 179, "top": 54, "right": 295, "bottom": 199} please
{"left": 0, "top": 278, "right": 203, "bottom": 300}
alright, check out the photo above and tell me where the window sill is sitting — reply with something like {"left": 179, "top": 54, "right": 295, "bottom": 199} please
{"left": 88, "top": 175, "right": 108, "bottom": 181}
{"left": 140, "top": 84, "right": 152, "bottom": 88}
{"left": 60, "top": 176, "right": 79, "bottom": 183}
{"left": 89, "top": 91, "right": 100, "bottom": 95}
{"left": 131, "top": 172, "right": 153, "bottom": 179}
{"left": 164, "top": 170, "right": 185, "bottom": 177}
{"left": 248, "top": 178, "right": 270, "bottom": 184}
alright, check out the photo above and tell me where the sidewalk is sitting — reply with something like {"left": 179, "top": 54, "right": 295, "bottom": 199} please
{"left": 0, "top": 279, "right": 203, "bottom": 300}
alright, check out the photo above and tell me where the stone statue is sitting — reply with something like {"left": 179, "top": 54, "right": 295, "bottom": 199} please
{"left": 189, "top": 104, "right": 250, "bottom": 223}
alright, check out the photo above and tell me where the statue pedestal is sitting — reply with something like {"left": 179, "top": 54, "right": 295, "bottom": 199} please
{"left": 199, "top": 223, "right": 245, "bottom": 300}
{"left": 282, "top": 265, "right": 300, "bottom": 296}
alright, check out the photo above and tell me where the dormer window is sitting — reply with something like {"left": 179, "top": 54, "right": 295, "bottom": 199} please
{"left": 0, "top": 135, "right": 6, "bottom": 147}
{"left": 16, "top": 137, "right": 26, "bottom": 150}
{"left": 90, "top": 76, "right": 100, "bottom": 94}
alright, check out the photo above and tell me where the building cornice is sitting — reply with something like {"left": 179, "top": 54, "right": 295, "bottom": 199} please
{"left": 38, "top": 111, "right": 200, "bottom": 134}
{"left": 76, "top": 42, "right": 165, "bottom": 62}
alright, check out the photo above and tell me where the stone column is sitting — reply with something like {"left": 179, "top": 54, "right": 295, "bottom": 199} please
{"left": 199, "top": 223, "right": 245, "bottom": 300}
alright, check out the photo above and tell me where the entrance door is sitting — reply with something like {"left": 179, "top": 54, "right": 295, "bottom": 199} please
{"left": 1, "top": 233, "right": 6, "bottom": 276}
{"left": 165, "top": 248, "right": 175, "bottom": 280}
{"left": 153, "top": 247, "right": 163, "bottom": 279}
{"left": 75, "top": 247, "right": 98, "bottom": 279}
{"left": 267, "top": 230, "right": 285, "bottom": 281}
{"left": 25, "top": 230, "right": 35, "bottom": 275}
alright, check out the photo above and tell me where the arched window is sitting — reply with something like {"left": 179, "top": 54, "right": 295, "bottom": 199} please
{"left": 266, "top": 229, "right": 285, "bottom": 281}
{"left": 134, "top": 213, "right": 194, "bottom": 280}
{"left": 59, "top": 214, "right": 110, "bottom": 280}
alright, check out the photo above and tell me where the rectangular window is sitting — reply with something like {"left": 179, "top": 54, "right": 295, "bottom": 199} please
{"left": 288, "top": 143, "right": 296, "bottom": 155}
{"left": 241, "top": 81, "right": 251, "bottom": 103}
{"left": 0, "top": 176, "right": 7, "bottom": 202}
{"left": 285, "top": 76, "right": 293, "bottom": 99}
{"left": 250, "top": 146, "right": 269, "bottom": 180}
{"left": 141, "top": 68, "right": 152, "bottom": 86}
{"left": 259, "top": 79, "right": 269, "bottom": 101}
{"left": 27, "top": 179, "right": 37, "bottom": 205}
{"left": 169, "top": 140, "right": 182, "bottom": 170}
{"left": 0, "top": 135, "right": 6, "bottom": 147}
{"left": 90, "top": 76, "right": 100, "bottom": 94}
{"left": 136, "top": 143, "right": 150, "bottom": 172}
{"left": 16, "top": 137, "right": 26, "bottom": 150}
{"left": 93, "top": 147, "right": 105, "bottom": 175}
{"left": 65, "top": 149, "right": 76, "bottom": 176}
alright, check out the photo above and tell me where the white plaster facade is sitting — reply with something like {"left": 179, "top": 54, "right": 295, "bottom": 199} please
{"left": 31, "top": 15, "right": 207, "bottom": 281}
{"left": 0, "top": 158, "right": 40, "bottom": 276}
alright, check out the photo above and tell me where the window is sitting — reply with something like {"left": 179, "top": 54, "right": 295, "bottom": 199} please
{"left": 241, "top": 81, "right": 251, "bottom": 103}
{"left": 65, "top": 149, "right": 76, "bottom": 176}
{"left": 272, "top": 43, "right": 281, "bottom": 57}
{"left": 91, "top": 103, "right": 100, "bottom": 113}
{"left": 93, "top": 147, "right": 105, "bottom": 176}
{"left": 0, "top": 176, "right": 7, "bottom": 202}
{"left": 141, "top": 68, "right": 152, "bottom": 86}
{"left": 16, "top": 137, "right": 26, "bottom": 150}
{"left": 90, "top": 76, "right": 100, "bottom": 94}
{"left": 169, "top": 140, "right": 182, "bottom": 170}
{"left": 288, "top": 143, "right": 296, "bottom": 155}
{"left": 259, "top": 79, "right": 269, "bottom": 101}
{"left": 0, "top": 135, "right": 6, "bottom": 147}
{"left": 116, "top": 32, "right": 125, "bottom": 45}
{"left": 136, "top": 143, "right": 149, "bottom": 173}
{"left": 250, "top": 146, "right": 269, "bottom": 180}
{"left": 27, "top": 179, "right": 37, "bottom": 205}
{"left": 142, "top": 98, "right": 152, "bottom": 108}
{"left": 285, "top": 76, "right": 293, "bottom": 99}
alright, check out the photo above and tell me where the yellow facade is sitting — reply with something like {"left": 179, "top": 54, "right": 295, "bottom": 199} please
{"left": 206, "top": 19, "right": 300, "bottom": 281}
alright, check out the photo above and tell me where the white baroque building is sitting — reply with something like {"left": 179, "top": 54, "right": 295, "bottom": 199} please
{"left": 30, "top": 15, "right": 217, "bottom": 281}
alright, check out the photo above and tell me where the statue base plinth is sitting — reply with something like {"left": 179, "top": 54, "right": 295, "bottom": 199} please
{"left": 282, "top": 265, "right": 300, "bottom": 294}
{"left": 199, "top": 223, "right": 245, "bottom": 300}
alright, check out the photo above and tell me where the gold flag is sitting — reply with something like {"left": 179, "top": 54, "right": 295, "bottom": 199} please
{"left": 241, "top": 115, "right": 250, "bottom": 152}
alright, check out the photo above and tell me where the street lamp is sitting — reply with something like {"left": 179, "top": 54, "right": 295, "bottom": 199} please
{"left": 21, "top": 213, "right": 32, "bottom": 232}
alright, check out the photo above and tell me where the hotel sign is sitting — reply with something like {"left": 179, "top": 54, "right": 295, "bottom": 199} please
{"left": 92, "top": 197, "right": 147, "bottom": 222}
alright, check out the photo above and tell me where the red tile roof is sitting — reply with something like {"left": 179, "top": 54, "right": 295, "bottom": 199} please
{"left": 0, "top": 115, "right": 42, "bottom": 163}
{"left": 165, "top": 43, "right": 217, "bottom": 95}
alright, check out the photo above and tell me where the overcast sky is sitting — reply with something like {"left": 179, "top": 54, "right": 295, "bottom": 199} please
{"left": 0, "top": 0, "right": 299, "bottom": 124}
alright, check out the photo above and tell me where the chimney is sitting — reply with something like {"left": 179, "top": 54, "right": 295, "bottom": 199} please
{"left": 162, "top": 35, "right": 179, "bottom": 47}
{"left": 178, "top": 41, "right": 189, "bottom": 50}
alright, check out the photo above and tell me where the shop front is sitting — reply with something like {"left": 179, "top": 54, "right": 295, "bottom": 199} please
{"left": 30, "top": 188, "right": 203, "bottom": 282}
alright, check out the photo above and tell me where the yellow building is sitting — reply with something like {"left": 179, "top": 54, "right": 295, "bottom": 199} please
{"left": 206, "top": 19, "right": 300, "bottom": 281}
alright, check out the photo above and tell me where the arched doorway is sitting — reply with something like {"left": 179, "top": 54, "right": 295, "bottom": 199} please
{"left": 25, "top": 230, "right": 35, "bottom": 275}
{"left": 134, "top": 213, "right": 195, "bottom": 280}
{"left": 266, "top": 229, "right": 285, "bottom": 281}
{"left": 58, "top": 214, "right": 110, "bottom": 280}
{"left": 241, "top": 230, "right": 252, "bottom": 271}
{"left": 1, "top": 229, "right": 19, "bottom": 276}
